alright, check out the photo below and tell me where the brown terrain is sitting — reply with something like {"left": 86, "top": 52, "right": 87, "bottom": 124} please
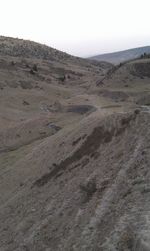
{"left": 0, "top": 36, "right": 150, "bottom": 251}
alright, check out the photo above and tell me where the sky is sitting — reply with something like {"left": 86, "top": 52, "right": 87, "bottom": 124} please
{"left": 0, "top": 0, "right": 150, "bottom": 57}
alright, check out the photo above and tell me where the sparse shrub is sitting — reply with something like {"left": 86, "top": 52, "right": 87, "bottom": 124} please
{"left": 58, "top": 75, "right": 66, "bottom": 82}
{"left": 23, "top": 100, "right": 30, "bottom": 105}
{"left": 11, "top": 61, "right": 15, "bottom": 66}
{"left": 80, "top": 178, "right": 97, "bottom": 203}
{"left": 33, "top": 64, "right": 38, "bottom": 72}
{"left": 140, "top": 53, "right": 150, "bottom": 59}
{"left": 30, "top": 69, "right": 35, "bottom": 75}
{"left": 19, "top": 81, "right": 32, "bottom": 89}
{"left": 134, "top": 109, "right": 140, "bottom": 115}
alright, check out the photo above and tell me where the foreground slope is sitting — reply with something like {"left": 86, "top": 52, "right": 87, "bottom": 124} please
{"left": 1, "top": 37, "right": 150, "bottom": 251}
{"left": 1, "top": 110, "right": 150, "bottom": 251}
{"left": 89, "top": 46, "right": 150, "bottom": 64}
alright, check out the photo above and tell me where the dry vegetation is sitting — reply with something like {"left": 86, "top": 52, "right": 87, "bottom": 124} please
{"left": 0, "top": 36, "right": 150, "bottom": 251}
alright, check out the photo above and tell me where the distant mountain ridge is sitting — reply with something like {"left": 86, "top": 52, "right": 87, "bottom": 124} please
{"left": 89, "top": 46, "right": 150, "bottom": 65}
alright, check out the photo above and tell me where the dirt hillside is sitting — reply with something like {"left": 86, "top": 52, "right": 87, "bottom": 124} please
{"left": 0, "top": 37, "right": 150, "bottom": 251}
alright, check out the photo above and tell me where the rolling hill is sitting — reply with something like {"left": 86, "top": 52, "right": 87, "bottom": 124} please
{"left": 89, "top": 46, "right": 150, "bottom": 65}
{"left": 0, "top": 36, "right": 150, "bottom": 250}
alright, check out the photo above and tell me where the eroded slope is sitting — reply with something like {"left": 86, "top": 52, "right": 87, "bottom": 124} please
{"left": 0, "top": 110, "right": 150, "bottom": 250}
{"left": 0, "top": 37, "right": 150, "bottom": 251}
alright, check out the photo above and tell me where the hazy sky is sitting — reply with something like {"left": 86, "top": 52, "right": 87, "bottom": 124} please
{"left": 0, "top": 0, "right": 150, "bottom": 57}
